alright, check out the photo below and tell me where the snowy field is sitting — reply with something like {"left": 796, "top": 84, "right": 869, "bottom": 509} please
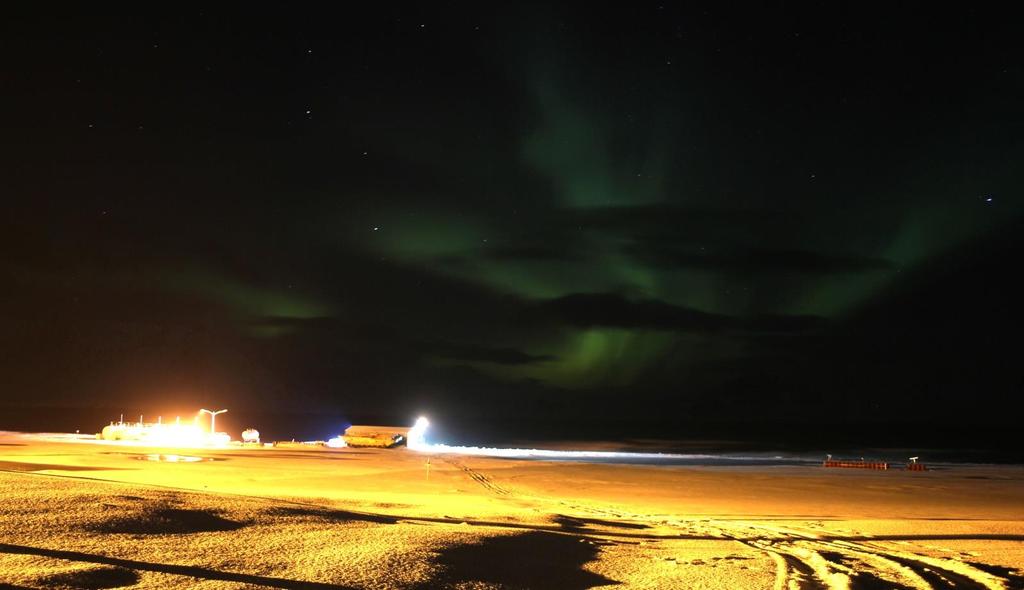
{"left": 1, "top": 431, "right": 1023, "bottom": 589}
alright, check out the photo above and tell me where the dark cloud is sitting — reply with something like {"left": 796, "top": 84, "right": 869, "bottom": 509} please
{"left": 540, "top": 293, "right": 823, "bottom": 333}
{"left": 566, "top": 204, "right": 904, "bottom": 257}
{"left": 481, "top": 245, "right": 582, "bottom": 262}
{"left": 741, "top": 313, "right": 826, "bottom": 333}
{"left": 419, "top": 341, "right": 556, "bottom": 365}
{"left": 541, "top": 293, "right": 727, "bottom": 331}
{"left": 627, "top": 247, "right": 893, "bottom": 275}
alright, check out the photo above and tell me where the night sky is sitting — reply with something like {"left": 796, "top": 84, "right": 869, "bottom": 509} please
{"left": 3, "top": 4, "right": 1022, "bottom": 444}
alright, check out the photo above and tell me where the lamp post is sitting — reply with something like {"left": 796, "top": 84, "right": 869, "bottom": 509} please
{"left": 199, "top": 408, "right": 228, "bottom": 434}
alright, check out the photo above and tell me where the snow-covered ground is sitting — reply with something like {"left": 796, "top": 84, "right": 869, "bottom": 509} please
{"left": 1, "top": 431, "right": 1022, "bottom": 589}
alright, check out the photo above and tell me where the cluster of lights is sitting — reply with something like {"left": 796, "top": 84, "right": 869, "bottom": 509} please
{"left": 99, "top": 409, "right": 231, "bottom": 448}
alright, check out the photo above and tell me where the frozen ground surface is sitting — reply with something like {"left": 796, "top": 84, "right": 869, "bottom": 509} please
{"left": 0, "top": 431, "right": 1022, "bottom": 589}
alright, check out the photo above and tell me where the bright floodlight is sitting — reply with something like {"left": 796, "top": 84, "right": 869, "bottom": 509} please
{"left": 199, "top": 408, "right": 228, "bottom": 434}
{"left": 407, "top": 416, "right": 429, "bottom": 451}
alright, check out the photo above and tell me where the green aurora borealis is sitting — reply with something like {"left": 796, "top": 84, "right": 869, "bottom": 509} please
{"left": 3, "top": 4, "right": 1023, "bottom": 432}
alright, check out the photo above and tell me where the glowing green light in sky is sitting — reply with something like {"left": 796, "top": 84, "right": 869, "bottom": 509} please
{"left": 521, "top": 81, "right": 671, "bottom": 210}
{"left": 158, "top": 268, "right": 330, "bottom": 336}
{"left": 468, "top": 329, "right": 675, "bottom": 389}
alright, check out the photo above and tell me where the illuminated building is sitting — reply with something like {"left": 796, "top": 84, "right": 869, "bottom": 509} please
{"left": 340, "top": 424, "right": 411, "bottom": 448}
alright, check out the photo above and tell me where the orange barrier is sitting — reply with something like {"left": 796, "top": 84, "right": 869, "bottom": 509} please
{"left": 906, "top": 463, "right": 928, "bottom": 471}
{"left": 823, "top": 460, "right": 889, "bottom": 470}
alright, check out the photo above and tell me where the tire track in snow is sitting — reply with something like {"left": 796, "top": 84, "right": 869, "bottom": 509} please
{"left": 442, "top": 457, "right": 511, "bottom": 496}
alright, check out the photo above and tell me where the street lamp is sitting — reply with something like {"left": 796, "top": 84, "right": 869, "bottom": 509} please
{"left": 199, "top": 408, "right": 228, "bottom": 434}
